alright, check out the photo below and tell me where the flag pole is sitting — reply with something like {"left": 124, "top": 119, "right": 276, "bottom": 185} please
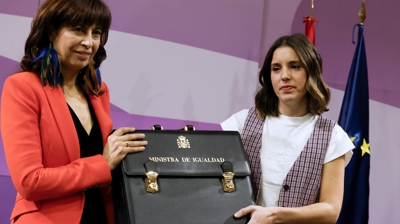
{"left": 309, "top": 0, "right": 314, "bottom": 18}
{"left": 359, "top": 0, "right": 366, "bottom": 24}
{"left": 303, "top": 0, "right": 317, "bottom": 45}
{"left": 336, "top": 1, "right": 370, "bottom": 223}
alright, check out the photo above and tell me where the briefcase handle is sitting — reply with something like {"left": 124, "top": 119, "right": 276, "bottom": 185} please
{"left": 182, "top": 125, "right": 195, "bottom": 131}
{"left": 151, "top": 125, "right": 195, "bottom": 131}
{"left": 152, "top": 125, "right": 163, "bottom": 130}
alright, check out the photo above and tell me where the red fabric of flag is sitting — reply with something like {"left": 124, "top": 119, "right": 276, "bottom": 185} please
{"left": 303, "top": 16, "right": 318, "bottom": 45}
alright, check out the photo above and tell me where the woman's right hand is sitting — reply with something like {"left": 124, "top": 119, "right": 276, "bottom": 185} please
{"left": 103, "top": 127, "right": 147, "bottom": 170}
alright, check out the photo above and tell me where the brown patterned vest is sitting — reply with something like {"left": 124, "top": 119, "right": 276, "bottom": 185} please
{"left": 241, "top": 107, "right": 335, "bottom": 206}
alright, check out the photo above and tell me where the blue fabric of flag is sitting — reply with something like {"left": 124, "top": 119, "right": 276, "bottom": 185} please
{"left": 336, "top": 24, "right": 370, "bottom": 224}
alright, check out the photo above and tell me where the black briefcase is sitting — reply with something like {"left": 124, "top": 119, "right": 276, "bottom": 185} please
{"left": 111, "top": 127, "right": 254, "bottom": 224}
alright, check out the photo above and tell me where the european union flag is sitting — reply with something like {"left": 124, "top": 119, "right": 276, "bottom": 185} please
{"left": 336, "top": 23, "right": 370, "bottom": 224}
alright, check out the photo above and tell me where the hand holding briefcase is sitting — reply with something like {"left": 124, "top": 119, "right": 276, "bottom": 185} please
{"left": 112, "top": 126, "right": 254, "bottom": 224}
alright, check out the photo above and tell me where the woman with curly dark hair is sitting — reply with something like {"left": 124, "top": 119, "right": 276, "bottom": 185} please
{"left": 1, "top": 0, "right": 147, "bottom": 223}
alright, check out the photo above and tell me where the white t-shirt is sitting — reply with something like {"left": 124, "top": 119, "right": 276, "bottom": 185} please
{"left": 221, "top": 109, "right": 354, "bottom": 207}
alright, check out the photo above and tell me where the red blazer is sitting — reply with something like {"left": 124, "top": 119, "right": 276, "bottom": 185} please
{"left": 1, "top": 72, "right": 115, "bottom": 224}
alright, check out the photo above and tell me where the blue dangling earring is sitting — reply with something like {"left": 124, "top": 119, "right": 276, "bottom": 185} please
{"left": 31, "top": 42, "right": 61, "bottom": 86}
{"left": 95, "top": 67, "right": 102, "bottom": 88}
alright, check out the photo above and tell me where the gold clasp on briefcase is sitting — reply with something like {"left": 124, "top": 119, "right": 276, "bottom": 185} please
{"left": 221, "top": 161, "right": 235, "bottom": 192}
{"left": 222, "top": 171, "right": 235, "bottom": 192}
{"left": 144, "top": 161, "right": 159, "bottom": 193}
{"left": 145, "top": 170, "right": 159, "bottom": 193}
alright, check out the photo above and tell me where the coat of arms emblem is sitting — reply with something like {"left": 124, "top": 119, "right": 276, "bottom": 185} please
{"left": 177, "top": 135, "right": 190, "bottom": 148}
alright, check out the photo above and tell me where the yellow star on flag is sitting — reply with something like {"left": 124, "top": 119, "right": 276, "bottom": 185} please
{"left": 360, "top": 138, "right": 370, "bottom": 156}
{"left": 350, "top": 137, "right": 356, "bottom": 142}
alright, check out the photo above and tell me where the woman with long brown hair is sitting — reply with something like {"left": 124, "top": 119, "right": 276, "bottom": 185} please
{"left": 222, "top": 34, "right": 354, "bottom": 223}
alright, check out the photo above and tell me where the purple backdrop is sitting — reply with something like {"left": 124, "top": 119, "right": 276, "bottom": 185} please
{"left": 1, "top": 0, "right": 399, "bottom": 223}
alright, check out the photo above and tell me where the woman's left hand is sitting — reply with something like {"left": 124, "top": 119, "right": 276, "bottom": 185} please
{"left": 234, "top": 205, "right": 278, "bottom": 224}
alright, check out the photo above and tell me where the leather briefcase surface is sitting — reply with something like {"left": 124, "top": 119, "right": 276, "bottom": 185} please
{"left": 112, "top": 129, "right": 254, "bottom": 224}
